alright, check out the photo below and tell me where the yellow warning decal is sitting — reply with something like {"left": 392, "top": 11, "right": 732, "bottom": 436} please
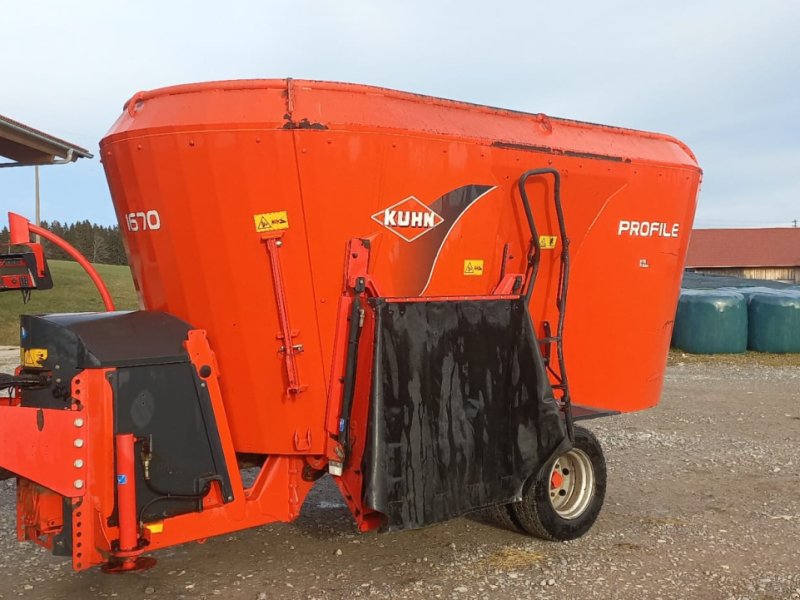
{"left": 463, "top": 260, "right": 485, "bottom": 276}
{"left": 539, "top": 235, "right": 558, "bottom": 249}
{"left": 253, "top": 211, "right": 289, "bottom": 233}
{"left": 22, "top": 348, "right": 48, "bottom": 368}
{"left": 145, "top": 522, "right": 164, "bottom": 534}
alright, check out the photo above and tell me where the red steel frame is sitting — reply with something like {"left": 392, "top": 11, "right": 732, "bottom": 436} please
{"left": 10, "top": 330, "right": 318, "bottom": 571}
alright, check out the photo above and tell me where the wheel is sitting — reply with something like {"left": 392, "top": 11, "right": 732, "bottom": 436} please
{"left": 483, "top": 502, "right": 523, "bottom": 532}
{"left": 512, "top": 425, "right": 606, "bottom": 541}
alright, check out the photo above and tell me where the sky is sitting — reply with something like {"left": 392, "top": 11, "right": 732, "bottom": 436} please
{"left": 1, "top": 0, "right": 798, "bottom": 229}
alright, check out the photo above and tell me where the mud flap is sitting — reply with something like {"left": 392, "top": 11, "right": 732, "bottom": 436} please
{"left": 363, "top": 298, "right": 569, "bottom": 531}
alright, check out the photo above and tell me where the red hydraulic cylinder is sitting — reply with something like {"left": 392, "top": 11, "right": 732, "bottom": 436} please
{"left": 115, "top": 433, "right": 138, "bottom": 553}
{"left": 102, "top": 433, "right": 155, "bottom": 573}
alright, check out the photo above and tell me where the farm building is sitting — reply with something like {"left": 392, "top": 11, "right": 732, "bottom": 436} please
{"left": 685, "top": 228, "right": 800, "bottom": 284}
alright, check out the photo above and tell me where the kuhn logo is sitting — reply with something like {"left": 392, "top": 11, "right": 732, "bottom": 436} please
{"left": 371, "top": 196, "right": 444, "bottom": 242}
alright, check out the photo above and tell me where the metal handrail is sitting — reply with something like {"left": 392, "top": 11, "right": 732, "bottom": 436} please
{"left": 517, "top": 168, "right": 574, "bottom": 440}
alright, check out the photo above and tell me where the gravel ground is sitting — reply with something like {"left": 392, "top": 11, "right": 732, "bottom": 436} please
{"left": 0, "top": 347, "right": 798, "bottom": 599}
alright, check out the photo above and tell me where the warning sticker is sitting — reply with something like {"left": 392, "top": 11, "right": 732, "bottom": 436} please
{"left": 254, "top": 211, "right": 289, "bottom": 233}
{"left": 539, "top": 235, "right": 558, "bottom": 249}
{"left": 145, "top": 522, "right": 164, "bottom": 534}
{"left": 22, "top": 348, "right": 48, "bottom": 368}
{"left": 463, "top": 260, "right": 484, "bottom": 276}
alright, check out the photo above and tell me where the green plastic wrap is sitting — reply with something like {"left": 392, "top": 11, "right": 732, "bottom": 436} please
{"left": 747, "top": 292, "right": 800, "bottom": 353}
{"left": 720, "top": 286, "right": 786, "bottom": 301}
{"left": 671, "top": 290, "right": 748, "bottom": 354}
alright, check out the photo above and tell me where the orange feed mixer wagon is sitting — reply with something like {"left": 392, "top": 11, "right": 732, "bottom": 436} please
{"left": 0, "top": 80, "right": 701, "bottom": 571}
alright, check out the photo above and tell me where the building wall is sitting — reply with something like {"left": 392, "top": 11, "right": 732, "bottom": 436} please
{"left": 690, "top": 267, "right": 800, "bottom": 283}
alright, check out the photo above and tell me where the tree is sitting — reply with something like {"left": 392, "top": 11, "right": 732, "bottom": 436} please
{"left": 91, "top": 231, "right": 110, "bottom": 264}
{"left": 4, "top": 220, "right": 128, "bottom": 266}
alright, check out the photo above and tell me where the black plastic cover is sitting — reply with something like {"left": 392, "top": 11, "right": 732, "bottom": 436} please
{"left": 22, "top": 311, "right": 192, "bottom": 368}
{"left": 110, "top": 363, "right": 234, "bottom": 522}
{"left": 363, "top": 298, "right": 569, "bottom": 531}
{"left": 18, "top": 311, "right": 193, "bottom": 409}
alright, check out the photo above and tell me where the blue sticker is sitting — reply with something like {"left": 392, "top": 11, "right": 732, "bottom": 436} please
{"left": 117, "top": 474, "right": 128, "bottom": 485}
{"left": 20, "top": 327, "right": 27, "bottom": 341}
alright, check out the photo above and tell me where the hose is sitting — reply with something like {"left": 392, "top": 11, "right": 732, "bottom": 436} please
{"left": 0, "top": 372, "right": 46, "bottom": 390}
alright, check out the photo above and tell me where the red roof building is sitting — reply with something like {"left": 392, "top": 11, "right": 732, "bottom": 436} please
{"left": 685, "top": 228, "right": 800, "bottom": 284}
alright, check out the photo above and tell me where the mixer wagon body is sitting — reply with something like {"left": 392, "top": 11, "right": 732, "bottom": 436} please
{"left": 0, "top": 80, "right": 701, "bottom": 571}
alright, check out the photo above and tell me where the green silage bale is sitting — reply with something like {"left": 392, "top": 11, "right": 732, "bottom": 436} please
{"left": 671, "top": 290, "right": 748, "bottom": 354}
{"left": 747, "top": 292, "right": 800, "bottom": 353}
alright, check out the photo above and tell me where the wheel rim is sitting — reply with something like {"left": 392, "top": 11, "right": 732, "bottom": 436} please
{"left": 548, "top": 447, "right": 594, "bottom": 519}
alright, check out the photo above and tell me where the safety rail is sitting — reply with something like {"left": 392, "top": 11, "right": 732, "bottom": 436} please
{"left": 517, "top": 168, "right": 574, "bottom": 441}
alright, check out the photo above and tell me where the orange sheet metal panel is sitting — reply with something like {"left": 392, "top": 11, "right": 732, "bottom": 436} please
{"left": 0, "top": 405, "right": 88, "bottom": 498}
{"left": 101, "top": 79, "right": 701, "bottom": 454}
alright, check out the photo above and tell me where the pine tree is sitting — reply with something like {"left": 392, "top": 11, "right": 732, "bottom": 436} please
{"left": 5, "top": 220, "right": 128, "bottom": 266}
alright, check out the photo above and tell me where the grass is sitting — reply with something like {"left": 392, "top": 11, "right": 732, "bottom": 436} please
{"left": 667, "top": 349, "right": 800, "bottom": 367}
{"left": 0, "top": 260, "right": 138, "bottom": 346}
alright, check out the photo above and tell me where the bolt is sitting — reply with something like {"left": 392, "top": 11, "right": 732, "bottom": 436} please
{"left": 73, "top": 439, "right": 84, "bottom": 448}
{"left": 74, "top": 479, "right": 84, "bottom": 489}
{"left": 74, "top": 418, "right": 84, "bottom": 428}
{"left": 275, "top": 240, "right": 283, "bottom": 247}
{"left": 74, "top": 459, "right": 84, "bottom": 469}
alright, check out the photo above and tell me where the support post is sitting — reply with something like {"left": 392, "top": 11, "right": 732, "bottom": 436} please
{"left": 34, "top": 166, "right": 40, "bottom": 243}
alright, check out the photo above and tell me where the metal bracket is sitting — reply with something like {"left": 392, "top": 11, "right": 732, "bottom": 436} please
{"left": 263, "top": 237, "right": 306, "bottom": 395}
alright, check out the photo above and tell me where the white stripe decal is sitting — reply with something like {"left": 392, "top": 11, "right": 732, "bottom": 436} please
{"left": 419, "top": 186, "right": 498, "bottom": 295}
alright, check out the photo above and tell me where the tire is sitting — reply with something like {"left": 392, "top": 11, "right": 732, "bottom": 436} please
{"left": 483, "top": 502, "right": 523, "bottom": 532}
{"left": 512, "top": 425, "right": 606, "bottom": 541}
